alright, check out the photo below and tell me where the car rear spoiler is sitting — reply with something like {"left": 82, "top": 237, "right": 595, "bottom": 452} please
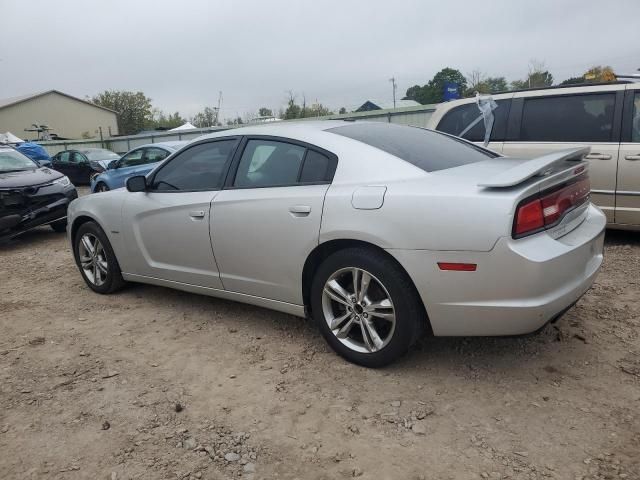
{"left": 478, "top": 147, "right": 590, "bottom": 188}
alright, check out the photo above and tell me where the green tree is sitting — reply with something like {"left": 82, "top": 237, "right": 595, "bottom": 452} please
{"left": 258, "top": 107, "right": 273, "bottom": 117}
{"left": 510, "top": 61, "right": 554, "bottom": 90}
{"left": 560, "top": 76, "right": 585, "bottom": 86}
{"left": 147, "top": 109, "right": 185, "bottom": 129}
{"left": 190, "top": 107, "right": 218, "bottom": 128}
{"left": 91, "top": 90, "right": 153, "bottom": 135}
{"left": 404, "top": 67, "right": 468, "bottom": 104}
{"left": 464, "top": 71, "right": 508, "bottom": 95}
{"left": 338, "top": 107, "right": 347, "bottom": 114}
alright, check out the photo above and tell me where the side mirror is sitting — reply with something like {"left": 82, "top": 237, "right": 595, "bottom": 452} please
{"left": 108, "top": 160, "right": 119, "bottom": 169}
{"left": 126, "top": 175, "right": 147, "bottom": 192}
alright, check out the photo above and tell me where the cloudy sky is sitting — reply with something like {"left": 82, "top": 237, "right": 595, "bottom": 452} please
{"left": 1, "top": 0, "right": 638, "bottom": 120}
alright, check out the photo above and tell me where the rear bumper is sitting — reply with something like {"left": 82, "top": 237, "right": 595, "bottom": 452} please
{"left": 388, "top": 204, "right": 606, "bottom": 336}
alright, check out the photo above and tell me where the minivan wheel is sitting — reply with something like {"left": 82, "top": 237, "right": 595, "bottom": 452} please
{"left": 73, "top": 221, "right": 126, "bottom": 294}
{"left": 310, "top": 248, "right": 423, "bottom": 367}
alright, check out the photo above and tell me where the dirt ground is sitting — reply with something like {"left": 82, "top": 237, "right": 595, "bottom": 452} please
{"left": 1, "top": 202, "right": 639, "bottom": 479}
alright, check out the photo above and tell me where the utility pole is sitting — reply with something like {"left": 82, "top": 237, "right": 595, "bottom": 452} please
{"left": 214, "top": 91, "right": 223, "bottom": 126}
{"left": 389, "top": 77, "right": 397, "bottom": 109}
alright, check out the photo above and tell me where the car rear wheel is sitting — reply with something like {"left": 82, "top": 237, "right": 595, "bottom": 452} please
{"left": 73, "top": 221, "right": 125, "bottom": 294}
{"left": 95, "top": 182, "right": 109, "bottom": 192}
{"left": 310, "top": 247, "right": 423, "bottom": 367}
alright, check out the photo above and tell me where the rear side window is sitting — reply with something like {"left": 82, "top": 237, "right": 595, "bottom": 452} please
{"left": 436, "top": 99, "right": 510, "bottom": 142}
{"left": 520, "top": 93, "right": 616, "bottom": 142}
{"left": 328, "top": 123, "right": 495, "bottom": 172}
{"left": 300, "top": 150, "right": 332, "bottom": 183}
{"left": 234, "top": 140, "right": 305, "bottom": 187}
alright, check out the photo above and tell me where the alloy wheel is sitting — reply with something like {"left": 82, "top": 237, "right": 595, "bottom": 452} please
{"left": 78, "top": 233, "right": 108, "bottom": 286}
{"left": 321, "top": 267, "right": 396, "bottom": 353}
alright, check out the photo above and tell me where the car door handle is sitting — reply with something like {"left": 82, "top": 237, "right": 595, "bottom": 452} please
{"left": 289, "top": 205, "right": 311, "bottom": 217}
{"left": 584, "top": 153, "right": 612, "bottom": 160}
{"left": 189, "top": 210, "right": 205, "bottom": 218}
{"left": 625, "top": 154, "right": 640, "bottom": 161}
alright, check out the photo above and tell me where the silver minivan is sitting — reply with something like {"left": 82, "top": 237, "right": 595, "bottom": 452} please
{"left": 427, "top": 82, "right": 640, "bottom": 229}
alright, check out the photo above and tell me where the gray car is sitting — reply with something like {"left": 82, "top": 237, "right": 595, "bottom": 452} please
{"left": 66, "top": 121, "right": 605, "bottom": 367}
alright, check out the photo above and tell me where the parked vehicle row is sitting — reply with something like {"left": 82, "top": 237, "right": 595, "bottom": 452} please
{"left": 66, "top": 121, "right": 605, "bottom": 367}
{"left": 428, "top": 81, "right": 640, "bottom": 229}
{"left": 0, "top": 145, "right": 77, "bottom": 240}
{"left": 50, "top": 148, "right": 120, "bottom": 184}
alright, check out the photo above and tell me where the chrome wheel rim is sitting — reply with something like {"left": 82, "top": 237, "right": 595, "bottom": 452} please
{"left": 78, "top": 233, "right": 108, "bottom": 286}
{"left": 321, "top": 267, "right": 396, "bottom": 354}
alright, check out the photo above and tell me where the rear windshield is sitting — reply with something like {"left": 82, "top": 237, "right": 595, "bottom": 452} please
{"left": 328, "top": 123, "right": 496, "bottom": 172}
{"left": 83, "top": 150, "right": 120, "bottom": 161}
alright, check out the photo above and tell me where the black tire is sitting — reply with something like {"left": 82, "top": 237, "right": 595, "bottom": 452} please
{"left": 73, "top": 221, "right": 126, "bottom": 294}
{"left": 310, "top": 247, "right": 424, "bottom": 368}
{"left": 50, "top": 219, "right": 67, "bottom": 233}
{"left": 95, "top": 182, "right": 109, "bottom": 193}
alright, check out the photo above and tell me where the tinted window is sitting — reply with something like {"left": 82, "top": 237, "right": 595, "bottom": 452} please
{"left": 144, "top": 148, "right": 169, "bottom": 164}
{"left": 521, "top": 93, "right": 616, "bottom": 142}
{"left": 234, "top": 140, "right": 305, "bottom": 187}
{"left": 437, "top": 99, "right": 510, "bottom": 142}
{"left": 151, "top": 140, "right": 236, "bottom": 191}
{"left": 329, "top": 123, "right": 495, "bottom": 172}
{"left": 632, "top": 92, "right": 640, "bottom": 143}
{"left": 70, "top": 152, "right": 87, "bottom": 163}
{"left": 300, "top": 150, "right": 331, "bottom": 183}
{"left": 120, "top": 149, "right": 144, "bottom": 167}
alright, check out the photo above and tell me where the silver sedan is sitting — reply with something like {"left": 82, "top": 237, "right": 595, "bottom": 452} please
{"left": 67, "top": 121, "right": 606, "bottom": 367}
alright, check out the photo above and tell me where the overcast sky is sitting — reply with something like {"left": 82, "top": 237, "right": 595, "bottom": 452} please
{"left": 1, "top": 0, "right": 638, "bottom": 120}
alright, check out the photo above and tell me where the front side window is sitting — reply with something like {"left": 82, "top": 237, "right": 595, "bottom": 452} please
{"left": 57, "top": 151, "right": 71, "bottom": 163}
{"left": 70, "top": 152, "right": 88, "bottom": 164}
{"left": 234, "top": 140, "right": 305, "bottom": 187}
{"left": 437, "top": 99, "right": 510, "bottom": 142}
{"left": 521, "top": 93, "right": 616, "bottom": 142}
{"left": 120, "top": 149, "right": 144, "bottom": 168}
{"left": 151, "top": 139, "right": 237, "bottom": 191}
{"left": 144, "top": 148, "right": 170, "bottom": 164}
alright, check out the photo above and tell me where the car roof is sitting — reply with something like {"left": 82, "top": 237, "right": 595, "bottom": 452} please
{"left": 128, "top": 141, "right": 188, "bottom": 151}
{"left": 197, "top": 120, "right": 353, "bottom": 141}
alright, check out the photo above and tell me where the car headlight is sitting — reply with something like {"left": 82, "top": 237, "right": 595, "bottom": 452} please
{"left": 53, "top": 176, "right": 71, "bottom": 187}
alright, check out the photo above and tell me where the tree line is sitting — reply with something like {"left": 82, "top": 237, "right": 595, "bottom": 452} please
{"left": 89, "top": 63, "right": 617, "bottom": 136}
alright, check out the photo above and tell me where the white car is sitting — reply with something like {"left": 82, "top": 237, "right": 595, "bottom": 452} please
{"left": 67, "top": 121, "right": 605, "bottom": 367}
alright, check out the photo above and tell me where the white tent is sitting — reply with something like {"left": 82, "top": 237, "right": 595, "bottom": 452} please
{"left": 0, "top": 131, "right": 24, "bottom": 144}
{"left": 169, "top": 122, "right": 197, "bottom": 131}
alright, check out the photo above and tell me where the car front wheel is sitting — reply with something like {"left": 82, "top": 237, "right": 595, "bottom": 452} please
{"left": 310, "top": 247, "right": 423, "bottom": 367}
{"left": 73, "top": 221, "right": 125, "bottom": 294}
{"left": 95, "top": 182, "right": 109, "bottom": 192}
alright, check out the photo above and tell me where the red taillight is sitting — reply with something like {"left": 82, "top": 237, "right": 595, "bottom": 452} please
{"left": 513, "top": 174, "right": 590, "bottom": 238}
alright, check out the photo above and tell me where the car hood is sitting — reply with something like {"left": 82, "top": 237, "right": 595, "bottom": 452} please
{"left": 93, "top": 159, "right": 113, "bottom": 170}
{"left": 0, "top": 167, "right": 64, "bottom": 188}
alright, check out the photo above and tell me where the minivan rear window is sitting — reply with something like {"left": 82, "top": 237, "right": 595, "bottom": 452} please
{"left": 328, "top": 123, "right": 496, "bottom": 172}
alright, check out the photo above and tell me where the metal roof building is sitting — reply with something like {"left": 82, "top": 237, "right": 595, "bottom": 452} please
{"left": 0, "top": 90, "right": 118, "bottom": 140}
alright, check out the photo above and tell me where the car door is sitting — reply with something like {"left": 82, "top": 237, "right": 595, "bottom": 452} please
{"left": 212, "top": 137, "right": 337, "bottom": 304}
{"left": 51, "top": 151, "right": 72, "bottom": 178}
{"left": 616, "top": 86, "right": 640, "bottom": 226}
{"left": 70, "top": 151, "right": 93, "bottom": 184}
{"left": 501, "top": 88, "right": 624, "bottom": 223}
{"left": 112, "top": 148, "right": 145, "bottom": 187}
{"left": 120, "top": 138, "right": 239, "bottom": 288}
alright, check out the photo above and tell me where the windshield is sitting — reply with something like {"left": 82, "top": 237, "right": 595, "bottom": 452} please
{"left": 0, "top": 149, "right": 38, "bottom": 172}
{"left": 83, "top": 150, "right": 120, "bottom": 161}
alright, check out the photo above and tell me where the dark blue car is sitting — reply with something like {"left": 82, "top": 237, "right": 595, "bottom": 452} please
{"left": 90, "top": 141, "right": 187, "bottom": 192}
